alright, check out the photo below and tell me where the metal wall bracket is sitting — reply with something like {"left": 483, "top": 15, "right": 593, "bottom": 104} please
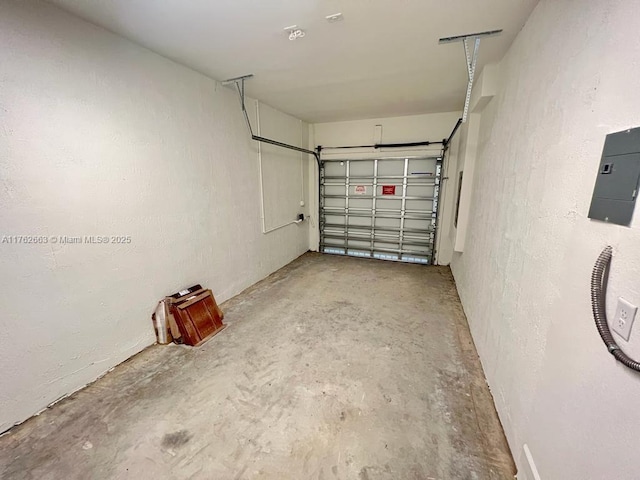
{"left": 222, "top": 74, "right": 320, "bottom": 166}
{"left": 439, "top": 29, "right": 502, "bottom": 123}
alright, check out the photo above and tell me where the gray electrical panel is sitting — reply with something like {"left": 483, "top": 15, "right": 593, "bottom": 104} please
{"left": 588, "top": 127, "right": 640, "bottom": 226}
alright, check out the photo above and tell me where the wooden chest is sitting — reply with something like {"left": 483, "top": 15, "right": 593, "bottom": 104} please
{"left": 167, "top": 287, "right": 225, "bottom": 346}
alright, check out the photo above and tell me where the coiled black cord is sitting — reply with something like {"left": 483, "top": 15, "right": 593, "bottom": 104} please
{"left": 591, "top": 246, "right": 640, "bottom": 372}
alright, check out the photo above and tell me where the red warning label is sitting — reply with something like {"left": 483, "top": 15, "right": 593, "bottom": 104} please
{"left": 382, "top": 185, "right": 396, "bottom": 195}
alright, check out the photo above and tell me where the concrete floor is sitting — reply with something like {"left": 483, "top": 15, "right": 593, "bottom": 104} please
{"left": 0, "top": 253, "right": 515, "bottom": 480}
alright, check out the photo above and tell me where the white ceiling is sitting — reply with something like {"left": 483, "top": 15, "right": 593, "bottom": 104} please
{"left": 48, "top": 0, "right": 538, "bottom": 123}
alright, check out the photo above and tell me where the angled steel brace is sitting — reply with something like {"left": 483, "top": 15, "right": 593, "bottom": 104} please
{"left": 439, "top": 29, "right": 502, "bottom": 123}
{"left": 223, "top": 75, "right": 320, "bottom": 167}
{"left": 462, "top": 37, "right": 481, "bottom": 122}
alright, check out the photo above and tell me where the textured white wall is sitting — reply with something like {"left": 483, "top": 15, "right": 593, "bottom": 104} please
{"left": 451, "top": 1, "right": 640, "bottom": 479}
{"left": 451, "top": 65, "right": 498, "bottom": 253}
{"left": 0, "top": 0, "right": 310, "bottom": 432}
{"left": 448, "top": 116, "right": 480, "bottom": 253}
{"left": 258, "top": 102, "right": 308, "bottom": 232}
{"left": 312, "top": 112, "right": 461, "bottom": 264}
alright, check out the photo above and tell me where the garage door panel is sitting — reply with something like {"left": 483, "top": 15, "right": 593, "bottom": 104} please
{"left": 324, "top": 219, "right": 345, "bottom": 228}
{"left": 348, "top": 240, "right": 372, "bottom": 250}
{"left": 349, "top": 161, "right": 374, "bottom": 176}
{"left": 349, "top": 197, "right": 373, "bottom": 209}
{"left": 405, "top": 199, "right": 434, "bottom": 211}
{"left": 407, "top": 175, "right": 435, "bottom": 183}
{"left": 324, "top": 199, "right": 345, "bottom": 210}
{"left": 377, "top": 159, "right": 405, "bottom": 175}
{"left": 348, "top": 217, "right": 371, "bottom": 227}
{"left": 324, "top": 161, "right": 346, "bottom": 174}
{"left": 373, "top": 240, "right": 400, "bottom": 250}
{"left": 406, "top": 184, "right": 435, "bottom": 197}
{"left": 320, "top": 155, "right": 442, "bottom": 265}
{"left": 403, "top": 217, "right": 431, "bottom": 228}
{"left": 323, "top": 186, "right": 345, "bottom": 196}
{"left": 375, "top": 217, "right": 400, "bottom": 228}
{"left": 323, "top": 184, "right": 345, "bottom": 195}
{"left": 408, "top": 157, "right": 435, "bottom": 170}
{"left": 376, "top": 199, "right": 402, "bottom": 210}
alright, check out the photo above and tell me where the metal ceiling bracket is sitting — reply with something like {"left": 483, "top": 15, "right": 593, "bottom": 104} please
{"left": 462, "top": 37, "right": 481, "bottom": 122}
{"left": 222, "top": 74, "right": 320, "bottom": 166}
{"left": 222, "top": 74, "right": 255, "bottom": 137}
{"left": 439, "top": 29, "right": 502, "bottom": 123}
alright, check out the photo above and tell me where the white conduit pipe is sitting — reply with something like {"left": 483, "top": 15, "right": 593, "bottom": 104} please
{"left": 256, "top": 101, "right": 305, "bottom": 234}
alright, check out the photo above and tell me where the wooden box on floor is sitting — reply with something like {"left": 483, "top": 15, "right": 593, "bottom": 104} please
{"left": 167, "top": 288, "right": 225, "bottom": 346}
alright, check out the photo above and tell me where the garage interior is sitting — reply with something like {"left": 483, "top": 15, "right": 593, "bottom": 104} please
{"left": 1, "top": 1, "right": 640, "bottom": 479}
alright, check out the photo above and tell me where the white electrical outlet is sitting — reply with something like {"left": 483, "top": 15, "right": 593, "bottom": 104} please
{"left": 612, "top": 297, "right": 638, "bottom": 341}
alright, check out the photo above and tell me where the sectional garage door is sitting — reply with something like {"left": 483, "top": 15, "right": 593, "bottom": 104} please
{"left": 320, "top": 155, "right": 443, "bottom": 265}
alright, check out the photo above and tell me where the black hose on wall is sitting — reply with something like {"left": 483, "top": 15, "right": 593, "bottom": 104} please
{"left": 591, "top": 246, "right": 640, "bottom": 372}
